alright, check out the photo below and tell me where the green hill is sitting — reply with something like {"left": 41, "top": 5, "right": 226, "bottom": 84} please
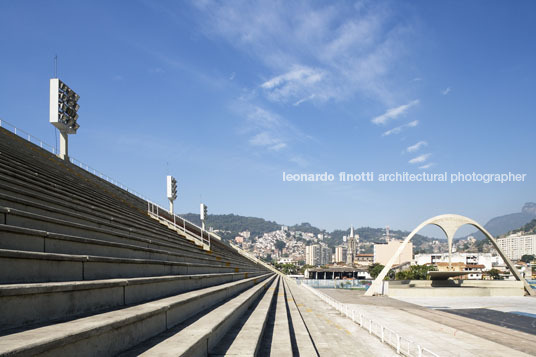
{"left": 179, "top": 212, "right": 433, "bottom": 247}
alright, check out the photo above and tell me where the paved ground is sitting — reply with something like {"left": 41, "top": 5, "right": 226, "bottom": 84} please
{"left": 440, "top": 309, "right": 536, "bottom": 335}
{"left": 395, "top": 296, "right": 536, "bottom": 315}
{"left": 321, "top": 289, "right": 536, "bottom": 356}
{"left": 287, "top": 282, "right": 398, "bottom": 356}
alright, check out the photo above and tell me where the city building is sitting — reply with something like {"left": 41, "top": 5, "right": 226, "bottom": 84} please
{"left": 436, "top": 262, "right": 485, "bottom": 280}
{"left": 356, "top": 253, "right": 374, "bottom": 266}
{"left": 373, "top": 240, "right": 413, "bottom": 265}
{"left": 335, "top": 245, "right": 347, "bottom": 263}
{"left": 305, "top": 245, "right": 319, "bottom": 266}
{"left": 321, "top": 245, "right": 332, "bottom": 265}
{"left": 497, "top": 232, "right": 536, "bottom": 260}
{"left": 304, "top": 267, "right": 371, "bottom": 280}
{"left": 414, "top": 252, "right": 502, "bottom": 271}
{"left": 278, "top": 257, "right": 298, "bottom": 265}
{"left": 306, "top": 244, "right": 332, "bottom": 266}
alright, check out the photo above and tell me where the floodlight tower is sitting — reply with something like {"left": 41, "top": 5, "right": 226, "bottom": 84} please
{"left": 166, "top": 176, "right": 177, "bottom": 213}
{"left": 49, "top": 78, "right": 80, "bottom": 160}
{"left": 200, "top": 203, "right": 207, "bottom": 230}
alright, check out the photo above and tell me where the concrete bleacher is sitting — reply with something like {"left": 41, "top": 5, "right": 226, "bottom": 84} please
{"left": 0, "top": 127, "right": 334, "bottom": 356}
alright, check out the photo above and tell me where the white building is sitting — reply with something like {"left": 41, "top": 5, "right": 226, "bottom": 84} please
{"left": 414, "top": 252, "right": 503, "bottom": 271}
{"left": 335, "top": 246, "right": 347, "bottom": 263}
{"left": 306, "top": 244, "right": 332, "bottom": 266}
{"left": 278, "top": 257, "right": 297, "bottom": 265}
{"left": 374, "top": 240, "right": 413, "bottom": 265}
{"left": 497, "top": 233, "right": 536, "bottom": 260}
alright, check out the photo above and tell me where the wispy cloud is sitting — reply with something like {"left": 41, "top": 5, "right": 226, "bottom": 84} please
{"left": 289, "top": 155, "right": 309, "bottom": 167}
{"left": 382, "top": 120, "right": 419, "bottom": 136}
{"left": 191, "top": 1, "right": 412, "bottom": 105}
{"left": 293, "top": 94, "right": 316, "bottom": 107}
{"left": 409, "top": 153, "right": 431, "bottom": 164}
{"left": 419, "top": 163, "right": 434, "bottom": 169}
{"left": 406, "top": 140, "right": 428, "bottom": 153}
{"left": 372, "top": 99, "right": 419, "bottom": 125}
{"left": 441, "top": 87, "right": 451, "bottom": 95}
{"left": 261, "top": 66, "right": 326, "bottom": 103}
{"left": 235, "top": 102, "right": 311, "bottom": 155}
{"left": 249, "top": 132, "right": 287, "bottom": 151}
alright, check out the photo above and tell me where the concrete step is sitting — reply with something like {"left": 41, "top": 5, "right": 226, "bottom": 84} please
{"left": 209, "top": 276, "right": 279, "bottom": 356}
{"left": 0, "top": 272, "right": 261, "bottom": 333}
{"left": 286, "top": 280, "right": 372, "bottom": 356}
{"left": 0, "top": 224, "right": 257, "bottom": 270}
{"left": 0, "top": 185, "right": 190, "bottom": 245}
{"left": 266, "top": 277, "right": 293, "bottom": 356}
{"left": 282, "top": 278, "right": 318, "bottom": 356}
{"left": 0, "top": 156, "right": 142, "bottom": 220}
{"left": 0, "top": 249, "right": 244, "bottom": 284}
{"left": 0, "top": 130, "right": 148, "bottom": 213}
{"left": 120, "top": 275, "right": 277, "bottom": 356}
{"left": 0, "top": 176, "right": 194, "bottom": 247}
{"left": 0, "top": 187, "right": 201, "bottom": 253}
{"left": 0, "top": 159, "right": 197, "bottom": 251}
{"left": 1, "top": 138, "right": 258, "bottom": 268}
{"left": 0, "top": 197, "right": 254, "bottom": 268}
{"left": 0, "top": 273, "right": 273, "bottom": 356}
{"left": 0, "top": 206, "right": 229, "bottom": 262}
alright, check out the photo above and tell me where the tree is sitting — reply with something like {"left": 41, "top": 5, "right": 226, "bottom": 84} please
{"left": 274, "top": 263, "right": 299, "bottom": 275}
{"left": 395, "top": 265, "right": 437, "bottom": 280}
{"left": 368, "top": 263, "right": 384, "bottom": 279}
{"left": 486, "top": 269, "right": 502, "bottom": 280}
{"left": 299, "top": 264, "right": 315, "bottom": 275}
{"left": 521, "top": 254, "right": 535, "bottom": 263}
{"left": 274, "top": 240, "right": 286, "bottom": 255}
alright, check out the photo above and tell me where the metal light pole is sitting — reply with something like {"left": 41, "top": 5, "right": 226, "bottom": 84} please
{"left": 167, "top": 176, "right": 177, "bottom": 220}
{"left": 200, "top": 203, "right": 207, "bottom": 230}
{"left": 49, "top": 78, "right": 80, "bottom": 160}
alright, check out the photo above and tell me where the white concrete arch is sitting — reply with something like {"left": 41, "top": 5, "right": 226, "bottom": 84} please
{"left": 364, "top": 214, "right": 535, "bottom": 296}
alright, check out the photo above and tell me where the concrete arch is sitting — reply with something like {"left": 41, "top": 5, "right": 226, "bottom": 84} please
{"left": 364, "top": 214, "right": 535, "bottom": 296}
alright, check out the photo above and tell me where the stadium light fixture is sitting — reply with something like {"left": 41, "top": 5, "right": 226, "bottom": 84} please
{"left": 50, "top": 78, "right": 80, "bottom": 160}
{"left": 200, "top": 203, "right": 208, "bottom": 230}
{"left": 167, "top": 175, "right": 177, "bottom": 214}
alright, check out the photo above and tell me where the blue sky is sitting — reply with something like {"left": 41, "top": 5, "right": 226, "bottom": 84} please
{"left": 1, "top": 0, "right": 535, "bottom": 237}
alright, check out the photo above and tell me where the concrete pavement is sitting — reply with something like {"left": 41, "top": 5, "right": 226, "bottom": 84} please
{"left": 322, "top": 289, "right": 536, "bottom": 356}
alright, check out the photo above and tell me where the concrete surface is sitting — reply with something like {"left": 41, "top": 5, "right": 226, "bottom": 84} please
{"left": 323, "top": 288, "right": 536, "bottom": 356}
{"left": 396, "top": 296, "right": 536, "bottom": 335}
{"left": 287, "top": 282, "right": 397, "bottom": 356}
{"left": 210, "top": 277, "right": 278, "bottom": 356}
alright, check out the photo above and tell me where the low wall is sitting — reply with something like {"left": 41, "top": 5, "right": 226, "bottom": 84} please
{"left": 298, "top": 279, "right": 371, "bottom": 290}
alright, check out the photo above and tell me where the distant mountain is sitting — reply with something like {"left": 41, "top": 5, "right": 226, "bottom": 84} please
{"left": 179, "top": 213, "right": 433, "bottom": 246}
{"left": 180, "top": 213, "right": 280, "bottom": 240}
{"left": 467, "top": 202, "right": 536, "bottom": 239}
{"left": 289, "top": 222, "right": 323, "bottom": 235}
{"left": 329, "top": 227, "right": 431, "bottom": 247}
{"left": 508, "top": 218, "right": 536, "bottom": 235}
